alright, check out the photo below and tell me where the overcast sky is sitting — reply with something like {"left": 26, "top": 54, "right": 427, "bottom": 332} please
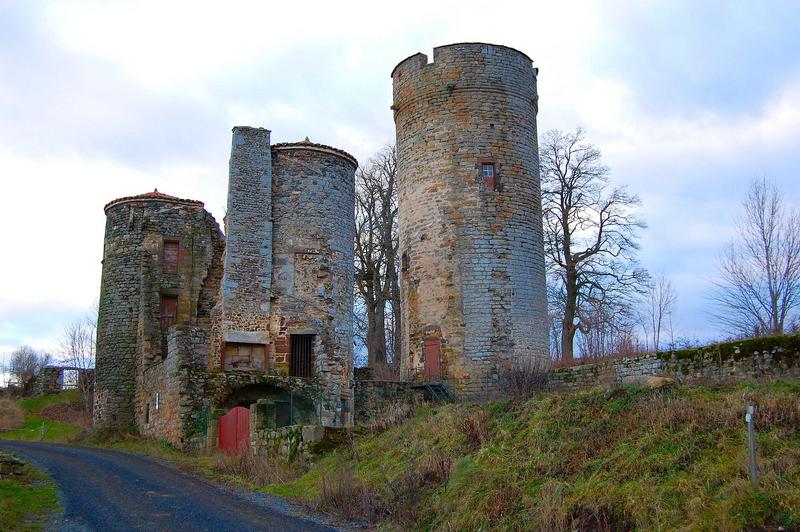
{"left": 1, "top": 0, "right": 799, "bottom": 367}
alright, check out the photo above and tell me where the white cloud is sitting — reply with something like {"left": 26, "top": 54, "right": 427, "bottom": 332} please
{"left": 1, "top": 0, "right": 798, "bottom": 350}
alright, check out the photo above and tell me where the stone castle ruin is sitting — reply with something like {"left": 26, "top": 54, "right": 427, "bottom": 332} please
{"left": 94, "top": 43, "right": 550, "bottom": 450}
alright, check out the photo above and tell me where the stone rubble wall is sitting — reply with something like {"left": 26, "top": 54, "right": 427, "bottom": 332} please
{"left": 548, "top": 336, "right": 800, "bottom": 392}
{"left": 30, "top": 367, "right": 63, "bottom": 396}
{"left": 136, "top": 326, "right": 211, "bottom": 449}
{"left": 392, "top": 43, "right": 549, "bottom": 398}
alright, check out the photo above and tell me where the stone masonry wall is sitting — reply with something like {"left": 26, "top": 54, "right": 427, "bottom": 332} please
{"left": 30, "top": 368, "right": 63, "bottom": 396}
{"left": 95, "top": 193, "right": 223, "bottom": 429}
{"left": 548, "top": 336, "right": 800, "bottom": 392}
{"left": 136, "top": 326, "right": 211, "bottom": 449}
{"left": 392, "top": 43, "right": 549, "bottom": 398}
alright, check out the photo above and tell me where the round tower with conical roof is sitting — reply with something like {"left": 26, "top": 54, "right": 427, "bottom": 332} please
{"left": 95, "top": 190, "right": 224, "bottom": 428}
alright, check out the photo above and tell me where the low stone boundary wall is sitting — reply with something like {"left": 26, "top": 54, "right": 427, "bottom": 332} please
{"left": 251, "top": 424, "right": 348, "bottom": 460}
{"left": 354, "top": 367, "right": 424, "bottom": 425}
{"left": 549, "top": 335, "right": 800, "bottom": 392}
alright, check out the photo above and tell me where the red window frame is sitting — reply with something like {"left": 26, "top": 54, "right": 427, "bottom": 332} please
{"left": 476, "top": 157, "right": 498, "bottom": 191}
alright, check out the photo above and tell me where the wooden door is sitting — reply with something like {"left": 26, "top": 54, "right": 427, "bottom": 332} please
{"left": 218, "top": 406, "right": 250, "bottom": 455}
{"left": 423, "top": 336, "right": 441, "bottom": 382}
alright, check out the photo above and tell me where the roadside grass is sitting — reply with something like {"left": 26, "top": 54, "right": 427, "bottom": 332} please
{"left": 266, "top": 381, "right": 800, "bottom": 530}
{"left": 0, "top": 462, "right": 60, "bottom": 531}
{"left": 0, "top": 391, "right": 83, "bottom": 443}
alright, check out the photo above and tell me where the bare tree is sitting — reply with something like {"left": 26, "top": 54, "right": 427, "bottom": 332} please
{"left": 354, "top": 144, "right": 400, "bottom": 368}
{"left": 541, "top": 128, "right": 649, "bottom": 363}
{"left": 6, "top": 346, "right": 52, "bottom": 392}
{"left": 710, "top": 178, "right": 800, "bottom": 336}
{"left": 641, "top": 275, "right": 678, "bottom": 351}
{"left": 59, "top": 314, "right": 96, "bottom": 412}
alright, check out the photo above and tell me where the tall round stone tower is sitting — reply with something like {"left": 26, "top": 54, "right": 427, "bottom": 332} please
{"left": 95, "top": 191, "right": 223, "bottom": 428}
{"left": 391, "top": 42, "right": 549, "bottom": 397}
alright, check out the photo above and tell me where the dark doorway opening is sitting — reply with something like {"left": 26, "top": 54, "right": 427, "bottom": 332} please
{"left": 290, "top": 334, "right": 313, "bottom": 378}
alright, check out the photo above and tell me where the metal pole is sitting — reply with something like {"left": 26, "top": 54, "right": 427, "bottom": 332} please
{"left": 746, "top": 405, "right": 758, "bottom": 487}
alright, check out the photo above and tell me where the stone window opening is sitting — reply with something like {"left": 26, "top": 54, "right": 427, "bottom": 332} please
{"left": 290, "top": 334, "right": 314, "bottom": 378}
{"left": 401, "top": 252, "right": 409, "bottom": 273}
{"left": 223, "top": 342, "right": 267, "bottom": 370}
{"left": 145, "top": 403, "right": 150, "bottom": 424}
{"left": 163, "top": 240, "right": 179, "bottom": 273}
{"left": 154, "top": 392, "right": 160, "bottom": 411}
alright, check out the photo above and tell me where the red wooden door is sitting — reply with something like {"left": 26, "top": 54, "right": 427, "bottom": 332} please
{"left": 218, "top": 406, "right": 250, "bottom": 454}
{"left": 423, "top": 336, "right": 441, "bottom": 382}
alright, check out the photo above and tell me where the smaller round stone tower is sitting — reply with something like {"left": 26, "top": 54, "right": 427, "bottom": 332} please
{"left": 213, "top": 128, "right": 357, "bottom": 426}
{"left": 95, "top": 191, "right": 223, "bottom": 428}
{"left": 270, "top": 141, "right": 357, "bottom": 423}
{"left": 392, "top": 43, "right": 549, "bottom": 397}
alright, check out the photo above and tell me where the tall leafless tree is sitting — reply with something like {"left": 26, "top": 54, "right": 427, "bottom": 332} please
{"left": 59, "top": 313, "right": 96, "bottom": 412}
{"left": 354, "top": 145, "right": 400, "bottom": 368}
{"left": 641, "top": 274, "right": 678, "bottom": 351}
{"left": 541, "top": 128, "right": 648, "bottom": 363}
{"left": 710, "top": 178, "right": 800, "bottom": 336}
{"left": 6, "top": 345, "right": 52, "bottom": 392}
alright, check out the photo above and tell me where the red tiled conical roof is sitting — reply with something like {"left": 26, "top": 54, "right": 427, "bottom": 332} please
{"left": 104, "top": 189, "right": 204, "bottom": 213}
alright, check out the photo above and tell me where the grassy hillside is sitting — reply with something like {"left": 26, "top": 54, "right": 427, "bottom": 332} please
{"left": 266, "top": 381, "right": 800, "bottom": 530}
{"left": 0, "top": 390, "right": 85, "bottom": 443}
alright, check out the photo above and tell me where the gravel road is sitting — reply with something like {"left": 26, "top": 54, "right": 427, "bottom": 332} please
{"left": 0, "top": 441, "right": 339, "bottom": 532}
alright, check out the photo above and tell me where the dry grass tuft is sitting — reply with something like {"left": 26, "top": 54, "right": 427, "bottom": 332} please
{"left": 211, "top": 450, "right": 305, "bottom": 486}
{"left": 314, "top": 469, "right": 388, "bottom": 522}
{"left": 0, "top": 399, "right": 25, "bottom": 430}
{"left": 458, "top": 409, "right": 490, "bottom": 451}
{"left": 500, "top": 359, "right": 550, "bottom": 399}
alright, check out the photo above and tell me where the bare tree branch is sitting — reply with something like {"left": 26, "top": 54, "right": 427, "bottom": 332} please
{"left": 709, "top": 177, "right": 800, "bottom": 336}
